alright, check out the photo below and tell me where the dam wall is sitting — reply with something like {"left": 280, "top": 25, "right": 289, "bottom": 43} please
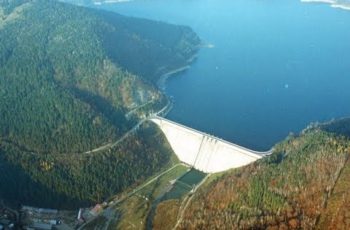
{"left": 151, "top": 116, "right": 271, "bottom": 173}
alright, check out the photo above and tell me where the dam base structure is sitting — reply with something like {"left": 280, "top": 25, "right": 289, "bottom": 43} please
{"left": 151, "top": 116, "right": 272, "bottom": 173}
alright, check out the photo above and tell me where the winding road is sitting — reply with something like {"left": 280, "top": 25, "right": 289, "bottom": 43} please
{"left": 82, "top": 100, "right": 172, "bottom": 155}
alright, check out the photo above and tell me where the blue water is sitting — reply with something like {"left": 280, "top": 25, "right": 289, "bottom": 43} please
{"left": 96, "top": 0, "right": 350, "bottom": 150}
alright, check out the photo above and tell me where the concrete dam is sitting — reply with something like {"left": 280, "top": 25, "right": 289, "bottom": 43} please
{"left": 151, "top": 116, "right": 272, "bottom": 173}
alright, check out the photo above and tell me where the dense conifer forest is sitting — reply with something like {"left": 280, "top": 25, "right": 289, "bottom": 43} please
{"left": 0, "top": 0, "right": 200, "bottom": 208}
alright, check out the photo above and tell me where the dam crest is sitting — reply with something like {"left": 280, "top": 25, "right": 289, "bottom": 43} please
{"left": 151, "top": 116, "right": 272, "bottom": 173}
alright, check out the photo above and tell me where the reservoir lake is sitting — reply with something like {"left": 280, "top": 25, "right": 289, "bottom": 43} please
{"left": 96, "top": 0, "right": 350, "bottom": 150}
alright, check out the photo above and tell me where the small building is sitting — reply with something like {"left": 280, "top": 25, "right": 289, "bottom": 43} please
{"left": 89, "top": 204, "right": 102, "bottom": 216}
{"left": 22, "top": 206, "right": 58, "bottom": 215}
{"left": 37, "top": 208, "right": 58, "bottom": 215}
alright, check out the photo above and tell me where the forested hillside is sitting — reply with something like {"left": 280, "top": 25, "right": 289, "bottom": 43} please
{"left": 176, "top": 122, "right": 350, "bottom": 229}
{"left": 0, "top": 122, "right": 175, "bottom": 209}
{"left": 0, "top": 0, "right": 199, "bottom": 208}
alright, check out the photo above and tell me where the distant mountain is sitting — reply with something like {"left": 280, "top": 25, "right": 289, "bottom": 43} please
{"left": 152, "top": 119, "right": 350, "bottom": 229}
{"left": 59, "top": 0, "right": 131, "bottom": 6}
{"left": 0, "top": 0, "right": 199, "bottom": 208}
{"left": 59, "top": 0, "right": 96, "bottom": 5}
{"left": 301, "top": 0, "right": 350, "bottom": 11}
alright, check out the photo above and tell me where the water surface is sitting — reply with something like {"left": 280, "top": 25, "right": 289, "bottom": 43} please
{"left": 97, "top": 0, "right": 350, "bottom": 150}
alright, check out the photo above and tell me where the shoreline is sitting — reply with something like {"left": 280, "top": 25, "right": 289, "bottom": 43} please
{"left": 155, "top": 49, "right": 199, "bottom": 118}
{"left": 157, "top": 53, "right": 199, "bottom": 90}
{"left": 157, "top": 65, "right": 191, "bottom": 90}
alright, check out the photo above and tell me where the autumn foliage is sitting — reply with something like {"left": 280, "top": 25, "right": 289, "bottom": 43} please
{"left": 179, "top": 129, "right": 350, "bottom": 229}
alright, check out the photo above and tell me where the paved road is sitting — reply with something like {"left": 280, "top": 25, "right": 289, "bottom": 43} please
{"left": 83, "top": 118, "right": 146, "bottom": 155}
{"left": 172, "top": 174, "right": 210, "bottom": 230}
{"left": 83, "top": 100, "right": 172, "bottom": 155}
{"left": 125, "top": 99, "right": 156, "bottom": 118}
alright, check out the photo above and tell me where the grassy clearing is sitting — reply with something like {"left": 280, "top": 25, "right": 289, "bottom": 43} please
{"left": 139, "top": 164, "right": 189, "bottom": 199}
{"left": 153, "top": 199, "right": 180, "bottom": 230}
{"left": 108, "top": 164, "right": 189, "bottom": 229}
{"left": 112, "top": 196, "right": 149, "bottom": 230}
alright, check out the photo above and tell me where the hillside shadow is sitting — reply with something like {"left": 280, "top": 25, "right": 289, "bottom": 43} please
{"left": 320, "top": 117, "right": 350, "bottom": 138}
{"left": 0, "top": 153, "right": 90, "bottom": 210}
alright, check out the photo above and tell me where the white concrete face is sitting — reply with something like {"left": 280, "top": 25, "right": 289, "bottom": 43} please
{"left": 151, "top": 117, "right": 268, "bottom": 173}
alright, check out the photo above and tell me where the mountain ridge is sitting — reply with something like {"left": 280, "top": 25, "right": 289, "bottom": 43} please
{"left": 172, "top": 120, "right": 350, "bottom": 229}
